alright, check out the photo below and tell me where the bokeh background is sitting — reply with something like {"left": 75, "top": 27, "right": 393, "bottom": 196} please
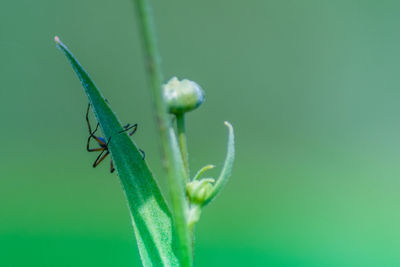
{"left": 2, "top": 0, "right": 400, "bottom": 266}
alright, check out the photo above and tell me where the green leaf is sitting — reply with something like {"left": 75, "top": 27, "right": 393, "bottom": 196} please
{"left": 55, "top": 36, "right": 179, "bottom": 266}
{"left": 204, "top": 121, "right": 235, "bottom": 206}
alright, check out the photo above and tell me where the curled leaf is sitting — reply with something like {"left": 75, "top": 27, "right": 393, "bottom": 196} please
{"left": 204, "top": 121, "right": 235, "bottom": 206}
{"left": 192, "top": 164, "right": 215, "bottom": 181}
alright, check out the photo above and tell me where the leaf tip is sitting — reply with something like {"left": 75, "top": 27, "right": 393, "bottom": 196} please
{"left": 54, "top": 36, "right": 60, "bottom": 44}
{"left": 224, "top": 121, "right": 232, "bottom": 128}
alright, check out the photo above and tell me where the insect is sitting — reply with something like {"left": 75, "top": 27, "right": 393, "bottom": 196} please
{"left": 86, "top": 103, "right": 142, "bottom": 173}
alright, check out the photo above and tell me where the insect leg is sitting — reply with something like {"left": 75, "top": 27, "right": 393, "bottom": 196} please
{"left": 139, "top": 148, "right": 145, "bottom": 160}
{"left": 93, "top": 150, "right": 110, "bottom": 168}
{"left": 119, "top": 123, "right": 138, "bottom": 136}
{"left": 86, "top": 104, "right": 93, "bottom": 134}
{"left": 110, "top": 160, "right": 115, "bottom": 173}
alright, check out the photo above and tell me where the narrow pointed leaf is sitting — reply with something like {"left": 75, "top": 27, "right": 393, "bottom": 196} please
{"left": 55, "top": 37, "right": 179, "bottom": 266}
{"left": 204, "top": 121, "right": 235, "bottom": 206}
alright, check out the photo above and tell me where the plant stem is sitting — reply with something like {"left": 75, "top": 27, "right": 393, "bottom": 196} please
{"left": 176, "top": 113, "right": 189, "bottom": 180}
{"left": 132, "top": 0, "right": 193, "bottom": 266}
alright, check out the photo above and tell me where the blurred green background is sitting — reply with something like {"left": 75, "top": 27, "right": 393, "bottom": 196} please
{"left": 2, "top": 0, "right": 400, "bottom": 266}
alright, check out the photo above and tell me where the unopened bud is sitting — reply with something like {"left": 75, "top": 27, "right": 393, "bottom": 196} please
{"left": 163, "top": 77, "right": 205, "bottom": 114}
{"left": 186, "top": 178, "right": 215, "bottom": 206}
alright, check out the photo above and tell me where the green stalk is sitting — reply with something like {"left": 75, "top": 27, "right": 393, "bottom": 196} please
{"left": 176, "top": 113, "right": 189, "bottom": 180}
{"left": 132, "top": 0, "right": 193, "bottom": 266}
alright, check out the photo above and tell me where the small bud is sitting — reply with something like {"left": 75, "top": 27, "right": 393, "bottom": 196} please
{"left": 186, "top": 178, "right": 215, "bottom": 206}
{"left": 163, "top": 77, "right": 205, "bottom": 114}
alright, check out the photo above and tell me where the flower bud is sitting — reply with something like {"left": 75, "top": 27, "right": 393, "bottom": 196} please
{"left": 186, "top": 178, "right": 215, "bottom": 206}
{"left": 163, "top": 77, "right": 205, "bottom": 114}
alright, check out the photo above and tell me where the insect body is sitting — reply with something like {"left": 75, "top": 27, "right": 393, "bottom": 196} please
{"left": 85, "top": 104, "right": 144, "bottom": 173}
{"left": 86, "top": 104, "right": 115, "bottom": 173}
